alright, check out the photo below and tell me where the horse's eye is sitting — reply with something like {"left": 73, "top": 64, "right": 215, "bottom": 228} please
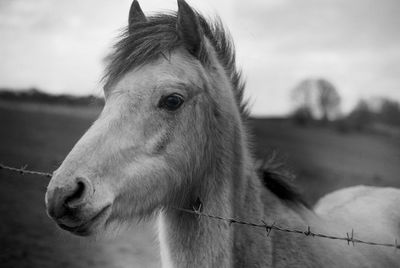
{"left": 159, "top": 94, "right": 184, "bottom": 111}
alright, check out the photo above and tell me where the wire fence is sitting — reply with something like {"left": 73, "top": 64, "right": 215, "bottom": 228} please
{"left": 1, "top": 162, "right": 400, "bottom": 251}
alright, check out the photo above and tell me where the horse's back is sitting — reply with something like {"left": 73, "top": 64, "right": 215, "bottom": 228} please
{"left": 315, "top": 185, "right": 400, "bottom": 240}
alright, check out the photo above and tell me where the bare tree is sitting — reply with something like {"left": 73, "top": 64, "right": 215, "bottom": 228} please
{"left": 291, "top": 78, "right": 341, "bottom": 122}
{"left": 290, "top": 79, "right": 314, "bottom": 124}
{"left": 291, "top": 79, "right": 313, "bottom": 109}
{"left": 316, "top": 79, "right": 341, "bottom": 121}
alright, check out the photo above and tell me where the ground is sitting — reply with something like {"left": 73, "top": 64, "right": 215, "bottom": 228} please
{"left": 0, "top": 102, "right": 399, "bottom": 267}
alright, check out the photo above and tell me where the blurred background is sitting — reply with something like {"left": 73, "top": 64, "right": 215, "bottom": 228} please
{"left": 0, "top": 0, "right": 399, "bottom": 267}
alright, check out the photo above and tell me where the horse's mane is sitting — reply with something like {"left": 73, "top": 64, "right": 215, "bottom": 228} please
{"left": 103, "top": 12, "right": 248, "bottom": 118}
{"left": 257, "top": 156, "right": 309, "bottom": 208}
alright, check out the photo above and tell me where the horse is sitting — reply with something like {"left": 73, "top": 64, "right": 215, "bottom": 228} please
{"left": 45, "top": 0, "right": 400, "bottom": 267}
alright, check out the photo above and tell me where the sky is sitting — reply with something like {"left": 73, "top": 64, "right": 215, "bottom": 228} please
{"left": 0, "top": 0, "right": 399, "bottom": 116}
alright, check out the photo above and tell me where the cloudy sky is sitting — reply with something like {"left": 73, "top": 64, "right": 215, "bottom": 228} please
{"left": 0, "top": 0, "right": 399, "bottom": 116}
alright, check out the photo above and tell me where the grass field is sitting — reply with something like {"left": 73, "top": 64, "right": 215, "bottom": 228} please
{"left": 0, "top": 102, "right": 399, "bottom": 267}
{"left": 250, "top": 118, "right": 400, "bottom": 203}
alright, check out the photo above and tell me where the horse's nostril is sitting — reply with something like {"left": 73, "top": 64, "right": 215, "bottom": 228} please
{"left": 64, "top": 177, "right": 93, "bottom": 209}
{"left": 46, "top": 176, "right": 94, "bottom": 220}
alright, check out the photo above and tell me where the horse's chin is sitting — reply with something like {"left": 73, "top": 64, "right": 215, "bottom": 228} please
{"left": 59, "top": 205, "right": 113, "bottom": 237}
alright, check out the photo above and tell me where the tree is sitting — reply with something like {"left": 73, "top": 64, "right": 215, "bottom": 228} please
{"left": 378, "top": 99, "right": 400, "bottom": 126}
{"left": 291, "top": 78, "right": 341, "bottom": 122}
{"left": 347, "top": 99, "right": 373, "bottom": 130}
{"left": 316, "top": 79, "right": 341, "bottom": 121}
{"left": 290, "top": 79, "right": 314, "bottom": 124}
{"left": 292, "top": 106, "right": 313, "bottom": 126}
{"left": 291, "top": 79, "right": 313, "bottom": 110}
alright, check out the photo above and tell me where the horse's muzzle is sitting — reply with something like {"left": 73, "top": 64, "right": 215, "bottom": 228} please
{"left": 45, "top": 175, "right": 102, "bottom": 235}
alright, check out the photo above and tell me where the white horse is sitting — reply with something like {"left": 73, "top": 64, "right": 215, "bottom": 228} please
{"left": 45, "top": 1, "right": 400, "bottom": 267}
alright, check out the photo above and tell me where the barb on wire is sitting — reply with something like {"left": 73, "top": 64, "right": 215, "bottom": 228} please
{"left": 0, "top": 163, "right": 52, "bottom": 178}
{"left": 1, "top": 163, "right": 400, "bottom": 251}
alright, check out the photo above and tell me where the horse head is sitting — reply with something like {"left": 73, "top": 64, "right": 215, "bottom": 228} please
{"left": 45, "top": 0, "right": 243, "bottom": 236}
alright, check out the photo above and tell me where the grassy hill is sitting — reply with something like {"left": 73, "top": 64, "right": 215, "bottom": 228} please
{"left": 0, "top": 101, "right": 399, "bottom": 267}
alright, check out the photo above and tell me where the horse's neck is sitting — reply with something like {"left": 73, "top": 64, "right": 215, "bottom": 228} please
{"left": 158, "top": 142, "right": 242, "bottom": 267}
{"left": 157, "top": 111, "right": 308, "bottom": 267}
{"left": 158, "top": 149, "right": 305, "bottom": 267}
{"left": 158, "top": 173, "right": 235, "bottom": 267}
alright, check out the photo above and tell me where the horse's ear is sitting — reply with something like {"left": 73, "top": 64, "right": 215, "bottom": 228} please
{"left": 176, "top": 0, "right": 204, "bottom": 59}
{"left": 128, "top": 0, "right": 146, "bottom": 31}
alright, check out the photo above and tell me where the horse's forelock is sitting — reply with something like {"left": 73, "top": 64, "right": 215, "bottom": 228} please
{"left": 102, "top": 11, "right": 248, "bottom": 118}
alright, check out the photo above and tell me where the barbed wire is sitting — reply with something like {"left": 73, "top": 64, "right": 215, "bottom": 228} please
{"left": 174, "top": 207, "right": 400, "bottom": 250}
{"left": 0, "top": 163, "right": 52, "bottom": 178}
{"left": 1, "top": 163, "right": 399, "bottom": 251}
